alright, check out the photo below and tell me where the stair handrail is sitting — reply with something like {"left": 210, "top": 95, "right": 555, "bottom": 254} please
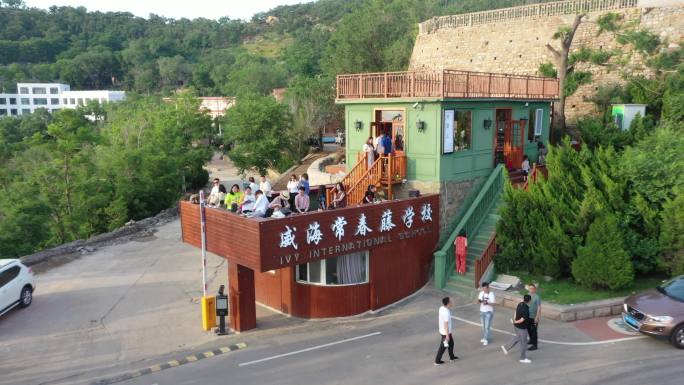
{"left": 474, "top": 234, "right": 497, "bottom": 288}
{"left": 433, "top": 164, "right": 505, "bottom": 288}
{"left": 327, "top": 151, "right": 368, "bottom": 205}
{"left": 347, "top": 155, "right": 384, "bottom": 205}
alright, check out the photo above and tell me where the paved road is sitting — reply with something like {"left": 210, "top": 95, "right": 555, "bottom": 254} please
{"left": 118, "top": 291, "right": 682, "bottom": 385}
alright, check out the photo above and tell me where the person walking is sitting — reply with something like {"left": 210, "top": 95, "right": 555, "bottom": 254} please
{"left": 381, "top": 130, "right": 392, "bottom": 156}
{"left": 435, "top": 297, "right": 458, "bottom": 365}
{"left": 501, "top": 294, "right": 532, "bottom": 364}
{"left": 527, "top": 284, "right": 542, "bottom": 351}
{"left": 478, "top": 282, "right": 495, "bottom": 346}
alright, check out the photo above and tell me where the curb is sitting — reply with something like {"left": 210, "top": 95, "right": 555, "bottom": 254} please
{"left": 91, "top": 342, "right": 247, "bottom": 385}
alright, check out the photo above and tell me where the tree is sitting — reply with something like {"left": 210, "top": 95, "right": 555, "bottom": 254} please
{"left": 660, "top": 190, "right": 684, "bottom": 276}
{"left": 223, "top": 94, "right": 292, "bottom": 175}
{"left": 544, "top": 14, "right": 584, "bottom": 134}
{"left": 285, "top": 75, "right": 336, "bottom": 155}
{"left": 572, "top": 213, "right": 634, "bottom": 290}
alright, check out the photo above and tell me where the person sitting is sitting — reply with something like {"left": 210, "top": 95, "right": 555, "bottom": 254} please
{"left": 253, "top": 190, "right": 269, "bottom": 218}
{"left": 224, "top": 184, "right": 244, "bottom": 212}
{"left": 330, "top": 183, "right": 346, "bottom": 209}
{"left": 295, "top": 186, "right": 310, "bottom": 213}
{"left": 218, "top": 184, "right": 227, "bottom": 207}
{"left": 268, "top": 191, "right": 290, "bottom": 217}
{"left": 240, "top": 186, "right": 256, "bottom": 214}
{"left": 248, "top": 176, "right": 259, "bottom": 194}
{"left": 317, "top": 185, "right": 327, "bottom": 211}
{"left": 364, "top": 184, "right": 377, "bottom": 204}
{"left": 207, "top": 178, "right": 222, "bottom": 207}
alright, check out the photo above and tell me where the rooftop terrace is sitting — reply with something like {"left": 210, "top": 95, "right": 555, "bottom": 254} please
{"left": 336, "top": 69, "right": 559, "bottom": 101}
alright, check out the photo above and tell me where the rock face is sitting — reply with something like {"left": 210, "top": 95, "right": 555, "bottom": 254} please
{"left": 410, "top": 2, "right": 684, "bottom": 123}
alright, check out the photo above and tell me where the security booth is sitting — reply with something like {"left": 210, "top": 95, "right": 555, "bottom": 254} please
{"left": 179, "top": 194, "right": 439, "bottom": 331}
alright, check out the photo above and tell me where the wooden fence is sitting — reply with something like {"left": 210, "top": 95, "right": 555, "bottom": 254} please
{"left": 337, "top": 70, "right": 559, "bottom": 101}
{"left": 419, "top": 0, "right": 639, "bottom": 33}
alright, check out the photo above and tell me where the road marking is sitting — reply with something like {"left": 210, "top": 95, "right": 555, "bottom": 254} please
{"left": 90, "top": 343, "right": 247, "bottom": 385}
{"left": 452, "top": 316, "right": 646, "bottom": 345}
{"left": 238, "top": 332, "right": 382, "bottom": 367}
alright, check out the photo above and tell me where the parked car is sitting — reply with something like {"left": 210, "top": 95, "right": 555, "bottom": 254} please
{"left": 0, "top": 259, "right": 36, "bottom": 317}
{"left": 622, "top": 275, "right": 684, "bottom": 349}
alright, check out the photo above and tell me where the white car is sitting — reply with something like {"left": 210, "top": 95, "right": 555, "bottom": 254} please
{"left": 0, "top": 259, "right": 36, "bottom": 317}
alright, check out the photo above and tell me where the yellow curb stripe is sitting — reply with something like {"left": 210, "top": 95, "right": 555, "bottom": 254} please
{"left": 203, "top": 351, "right": 215, "bottom": 358}
{"left": 168, "top": 360, "right": 180, "bottom": 367}
{"left": 236, "top": 342, "right": 247, "bottom": 349}
{"left": 186, "top": 355, "right": 198, "bottom": 362}
{"left": 220, "top": 347, "right": 231, "bottom": 353}
{"left": 149, "top": 364, "right": 162, "bottom": 373}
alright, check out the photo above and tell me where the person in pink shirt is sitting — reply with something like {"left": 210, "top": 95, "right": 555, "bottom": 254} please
{"left": 294, "top": 186, "right": 310, "bottom": 213}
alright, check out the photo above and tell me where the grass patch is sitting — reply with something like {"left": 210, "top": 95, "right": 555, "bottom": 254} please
{"left": 507, "top": 271, "right": 667, "bottom": 305}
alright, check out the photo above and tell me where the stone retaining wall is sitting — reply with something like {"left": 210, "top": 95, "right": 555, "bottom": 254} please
{"left": 410, "top": 3, "right": 684, "bottom": 123}
{"left": 493, "top": 289, "right": 625, "bottom": 322}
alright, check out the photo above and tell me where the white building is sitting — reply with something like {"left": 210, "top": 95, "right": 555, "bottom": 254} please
{"left": 0, "top": 83, "right": 126, "bottom": 117}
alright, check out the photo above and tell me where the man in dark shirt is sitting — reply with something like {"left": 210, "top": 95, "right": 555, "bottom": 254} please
{"left": 381, "top": 131, "right": 392, "bottom": 155}
{"left": 501, "top": 294, "right": 532, "bottom": 363}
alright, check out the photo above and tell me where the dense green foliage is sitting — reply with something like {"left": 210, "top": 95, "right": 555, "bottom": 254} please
{"left": 572, "top": 213, "right": 634, "bottom": 289}
{"left": 496, "top": 122, "right": 684, "bottom": 286}
{"left": 0, "top": 95, "right": 212, "bottom": 258}
{"left": 0, "top": 0, "right": 556, "bottom": 95}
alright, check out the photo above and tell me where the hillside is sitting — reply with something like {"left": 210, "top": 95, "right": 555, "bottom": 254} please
{"left": 0, "top": 0, "right": 557, "bottom": 96}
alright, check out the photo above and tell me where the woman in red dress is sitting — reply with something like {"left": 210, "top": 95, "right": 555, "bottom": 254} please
{"left": 455, "top": 231, "right": 467, "bottom": 275}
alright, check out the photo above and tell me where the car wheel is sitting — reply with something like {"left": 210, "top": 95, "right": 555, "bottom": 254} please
{"left": 19, "top": 286, "right": 33, "bottom": 308}
{"left": 672, "top": 324, "right": 684, "bottom": 349}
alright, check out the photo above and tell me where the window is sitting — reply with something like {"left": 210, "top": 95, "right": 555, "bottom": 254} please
{"left": 50, "top": 98, "right": 59, "bottom": 105}
{"left": 77, "top": 98, "right": 84, "bottom": 106}
{"left": 69, "top": 98, "right": 75, "bottom": 105}
{"left": 51, "top": 109, "right": 60, "bottom": 113}
{"left": 19, "top": 87, "right": 28, "bottom": 94}
{"left": 63, "top": 98, "right": 68, "bottom": 104}
{"left": 33, "top": 98, "right": 48, "bottom": 105}
{"left": 9, "top": 98, "right": 16, "bottom": 105}
{"left": 0, "top": 98, "right": 5, "bottom": 105}
{"left": 534, "top": 108, "right": 543, "bottom": 137}
{"left": 22, "top": 109, "right": 31, "bottom": 115}
{"left": 0, "top": 109, "right": 6, "bottom": 116}
{"left": 0, "top": 266, "right": 21, "bottom": 288}
{"left": 32, "top": 87, "right": 46, "bottom": 94}
{"left": 296, "top": 251, "right": 368, "bottom": 285}
{"left": 50, "top": 87, "right": 59, "bottom": 94}
{"left": 453, "top": 111, "right": 472, "bottom": 151}
{"left": 20, "top": 98, "right": 30, "bottom": 105}
{"left": 10, "top": 109, "right": 18, "bottom": 115}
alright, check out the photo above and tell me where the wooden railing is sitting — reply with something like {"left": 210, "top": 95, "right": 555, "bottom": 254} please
{"left": 336, "top": 70, "right": 559, "bottom": 100}
{"left": 418, "top": 0, "right": 639, "bottom": 33}
{"left": 475, "top": 235, "right": 497, "bottom": 288}
{"left": 433, "top": 164, "right": 506, "bottom": 288}
{"left": 326, "top": 153, "right": 407, "bottom": 207}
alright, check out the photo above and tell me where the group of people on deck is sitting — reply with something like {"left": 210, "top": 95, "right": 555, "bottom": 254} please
{"left": 202, "top": 173, "right": 382, "bottom": 219}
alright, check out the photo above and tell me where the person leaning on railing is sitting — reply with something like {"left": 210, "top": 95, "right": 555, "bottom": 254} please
{"left": 295, "top": 186, "right": 310, "bottom": 213}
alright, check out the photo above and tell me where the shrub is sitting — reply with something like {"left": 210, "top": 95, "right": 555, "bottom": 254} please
{"left": 660, "top": 190, "right": 684, "bottom": 277}
{"left": 572, "top": 213, "right": 634, "bottom": 290}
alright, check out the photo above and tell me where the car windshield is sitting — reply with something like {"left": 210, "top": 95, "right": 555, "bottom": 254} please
{"left": 658, "top": 276, "right": 684, "bottom": 302}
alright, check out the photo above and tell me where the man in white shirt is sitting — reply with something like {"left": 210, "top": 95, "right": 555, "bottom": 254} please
{"left": 435, "top": 297, "right": 458, "bottom": 365}
{"left": 253, "top": 190, "right": 269, "bottom": 218}
{"left": 241, "top": 187, "right": 256, "bottom": 213}
{"left": 478, "top": 282, "right": 496, "bottom": 346}
{"left": 259, "top": 175, "right": 272, "bottom": 200}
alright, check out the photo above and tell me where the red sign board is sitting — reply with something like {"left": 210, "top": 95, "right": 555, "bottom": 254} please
{"left": 258, "top": 195, "right": 439, "bottom": 271}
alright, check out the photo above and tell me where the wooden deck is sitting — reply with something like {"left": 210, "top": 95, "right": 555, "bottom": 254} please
{"left": 336, "top": 69, "right": 559, "bottom": 101}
